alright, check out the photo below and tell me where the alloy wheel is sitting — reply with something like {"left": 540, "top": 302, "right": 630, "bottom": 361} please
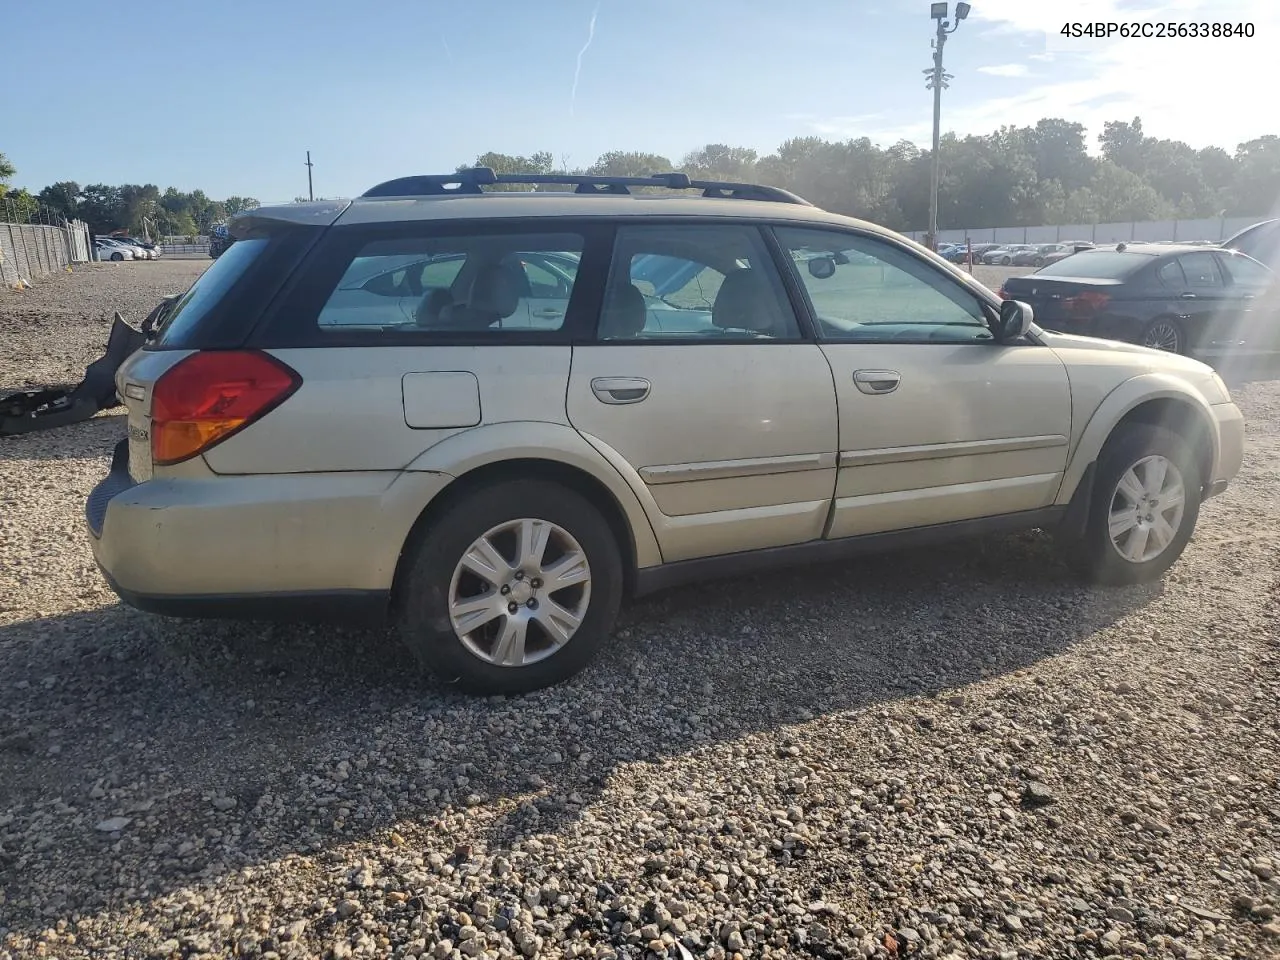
{"left": 448, "top": 517, "right": 592, "bottom": 667}
{"left": 1107, "top": 455, "right": 1187, "bottom": 563}
{"left": 1142, "top": 321, "right": 1181, "bottom": 353}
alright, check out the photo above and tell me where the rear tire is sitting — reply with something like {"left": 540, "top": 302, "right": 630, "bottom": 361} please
{"left": 1140, "top": 317, "right": 1185, "bottom": 354}
{"left": 1068, "top": 423, "right": 1201, "bottom": 586}
{"left": 397, "top": 479, "right": 623, "bottom": 694}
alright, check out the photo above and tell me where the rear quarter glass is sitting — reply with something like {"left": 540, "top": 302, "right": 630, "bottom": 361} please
{"left": 150, "top": 226, "right": 324, "bottom": 351}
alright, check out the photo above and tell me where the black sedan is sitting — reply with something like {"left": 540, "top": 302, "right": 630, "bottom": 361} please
{"left": 999, "top": 243, "right": 1278, "bottom": 358}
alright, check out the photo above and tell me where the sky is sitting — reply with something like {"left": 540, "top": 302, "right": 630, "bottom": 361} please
{"left": 5, "top": 0, "right": 1275, "bottom": 203}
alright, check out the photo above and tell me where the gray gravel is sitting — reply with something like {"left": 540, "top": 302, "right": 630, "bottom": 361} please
{"left": 2, "top": 261, "right": 1279, "bottom": 960}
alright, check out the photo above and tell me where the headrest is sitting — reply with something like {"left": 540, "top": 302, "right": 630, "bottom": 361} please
{"left": 600, "top": 283, "right": 647, "bottom": 339}
{"left": 712, "top": 269, "right": 778, "bottom": 333}
{"left": 467, "top": 261, "right": 522, "bottom": 318}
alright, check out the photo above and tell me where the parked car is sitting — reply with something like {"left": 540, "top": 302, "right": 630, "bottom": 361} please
{"left": 93, "top": 238, "right": 135, "bottom": 262}
{"left": 942, "top": 242, "right": 998, "bottom": 263}
{"left": 982, "top": 244, "right": 1038, "bottom": 265}
{"left": 98, "top": 237, "right": 152, "bottom": 261}
{"left": 118, "top": 236, "right": 162, "bottom": 259}
{"left": 86, "top": 168, "right": 1244, "bottom": 694}
{"left": 1012, "top": 243, "right": 1072, "bottom": 267}
{"left": 1222, "top": 218, "right": 1280, "bottom": 271}
{"left": 1001, "top": 242, "right": 1278, "bottom": 358}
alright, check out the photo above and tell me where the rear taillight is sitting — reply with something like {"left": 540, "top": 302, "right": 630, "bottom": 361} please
{"left": 997, "top": 286, "right": 1010, "bottom": 300}
{"left": 1064, "top": 290, "right": 1110, "bottom": 316}
{"left": 151, "top": 350, "right": 300, "bottom": 465}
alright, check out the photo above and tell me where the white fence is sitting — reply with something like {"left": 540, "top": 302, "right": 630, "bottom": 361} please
{"left": 904, "top": 214, "right": 1268, "bottom": 246}
{"left": 0, "top": 219, "right": 92, "bottom": 288}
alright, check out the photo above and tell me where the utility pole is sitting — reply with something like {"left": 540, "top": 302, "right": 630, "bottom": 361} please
{"left": 305, "top": 150, "right": 314, "bottom": 201}
{"left": 924, "top": 2, "right": 969, "bottom": 251}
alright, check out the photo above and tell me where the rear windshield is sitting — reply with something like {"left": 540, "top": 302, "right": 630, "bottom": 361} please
{"left": 153, "top": 238, "right": 270, "bottom": 344}
{"left": 1034, "top": 250, "right": 1151, "bottom": 279}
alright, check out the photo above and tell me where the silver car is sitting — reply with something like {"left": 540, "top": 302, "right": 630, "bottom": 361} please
{"left": 87, "top": 168, "right": 1246, "bottom": 694}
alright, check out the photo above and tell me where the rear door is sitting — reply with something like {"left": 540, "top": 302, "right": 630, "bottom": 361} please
{"left": 770, "top": 225, "right": 1072, "bottom": 539}
{"left": 1215, "top": 251, "right": 1279, "bottom": 355}
{"left": 565, "top": 222, "right": 838, "bottom": 562}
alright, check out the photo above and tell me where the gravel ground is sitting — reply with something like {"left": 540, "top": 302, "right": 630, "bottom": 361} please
{"left": 1, "top": 261, "right": 1279, "bottom": 960}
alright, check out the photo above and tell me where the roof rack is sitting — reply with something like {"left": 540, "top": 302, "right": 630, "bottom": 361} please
{"left": 360, "top": 167, "right": 813, "bottom": 205}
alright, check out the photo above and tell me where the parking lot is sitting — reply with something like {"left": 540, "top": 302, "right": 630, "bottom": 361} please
{"left": 1, "top": 260, "right": 1278, "bottom": 959}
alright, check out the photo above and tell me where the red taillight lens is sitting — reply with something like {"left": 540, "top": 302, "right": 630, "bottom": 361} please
{"left": 1064, "top": 290, "right": 1110, "bottom": 316}
{"left": 997, "top": 286, "right": 1011, "bottom": 300}
{"left": 151, "top": 350, "right": 300, "bottom": 465}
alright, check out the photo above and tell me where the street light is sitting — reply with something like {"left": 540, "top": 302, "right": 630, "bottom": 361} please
{"left": 924, "top": 2, "right": 969, "bottom": 251}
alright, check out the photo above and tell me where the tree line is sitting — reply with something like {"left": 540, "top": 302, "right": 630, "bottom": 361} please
{"left": 4, "top": 116, "right": 1277, "bottom": 237}
{"left": 0, "top": 156, "right": 258, "bottom": 238}
{"left": 465, "top": 117, "right": 1278, "bottom": 231}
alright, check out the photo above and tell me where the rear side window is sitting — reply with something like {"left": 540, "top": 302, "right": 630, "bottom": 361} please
{"left": 1034, "top": 250, "right": 1151, "bottom": 279}
{"left": 314, "top": 234, "right": 583, "bottom": 333}
{"left": 1177, "top": 252, "right": 1222, "bottom": 288}
{"left": 153, "top": 238, "right": 270, "bottom": 345}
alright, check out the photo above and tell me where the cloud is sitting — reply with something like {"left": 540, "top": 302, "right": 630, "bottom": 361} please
{"left": 977, "top": 63, "right": 1029, "bottom": 77}
{"left": 570, "top": 2, "right": 600, "bottom": 118}
{"left": 808, "top": 0, "right": 1276, "bottom": 152}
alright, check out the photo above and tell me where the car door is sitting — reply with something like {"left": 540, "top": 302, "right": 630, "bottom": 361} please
{"left": 1215, "top": 251, "right": 1279, "bottom": 356}
{"left": 771, "top": 225, "right": 1072, "bottom": 540}
{"left": 565, "top": 222, "right": 839, "bottom": 563}
{"left": 1167, "top": 250, "right": 1234, "bottom": 352}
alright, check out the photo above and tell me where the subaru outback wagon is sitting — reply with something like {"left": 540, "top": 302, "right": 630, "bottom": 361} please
{"left": 87, "top": 168, "right": 1245, "bottom": 693}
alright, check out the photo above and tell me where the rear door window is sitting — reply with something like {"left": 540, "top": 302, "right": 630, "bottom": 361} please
{"left": 1177, "top": 252, "right": 1223, "bottom": 288}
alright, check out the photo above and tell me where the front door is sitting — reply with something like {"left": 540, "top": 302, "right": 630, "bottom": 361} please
{"left": 566, "top": 222, "right": 839, "bottom": 562}
{"left": 770, "top": 225, "right": 1073, "bottom": 540}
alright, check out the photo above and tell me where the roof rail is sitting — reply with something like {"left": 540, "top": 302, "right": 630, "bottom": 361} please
{"left": 360, "top": 167, "right": 813, "bottom": 205}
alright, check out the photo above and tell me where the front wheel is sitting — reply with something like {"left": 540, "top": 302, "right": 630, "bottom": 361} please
{"left": 1034, "top": 257, "right": 1045, "bottom": 267}
{"left": 110, "top": 252, "right": 124, "bottom": 262}
{"left": 397, "top": 479, "right": 623, "bottom": 694}
{"left": 1068, "top": 423, "right": 1201, "bottom": 586}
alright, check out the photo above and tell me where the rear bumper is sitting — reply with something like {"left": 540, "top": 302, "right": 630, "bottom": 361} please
{"left": 87, "top": 439, "right": 451, "bottom": 616}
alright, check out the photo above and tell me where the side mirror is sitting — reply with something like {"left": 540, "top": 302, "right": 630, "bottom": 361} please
{"left": 995, "top": 299, "right": 1034, "bottom": 342}
{"left": 808, "top": 257, "right": 837, "bottom": 280}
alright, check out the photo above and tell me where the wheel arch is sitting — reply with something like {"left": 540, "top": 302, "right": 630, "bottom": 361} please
{"left": 389, "top": 423, "right": 664, "bottom": 609}
{"left": 1059, "top": 376, "right": 1219, "bottom": 510}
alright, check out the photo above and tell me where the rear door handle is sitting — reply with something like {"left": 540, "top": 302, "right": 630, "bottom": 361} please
{"left": 591, "top": 377, "right": 651, "bottom": 404}
{"left": 853, "top": 369, "right": 901, "bottom": 395}
{"left": 1179, "top": 292, "right": 1198, "bottom": 300}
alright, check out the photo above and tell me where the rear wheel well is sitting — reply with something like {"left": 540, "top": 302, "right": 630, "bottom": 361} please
{"left": 1109, "top": 398, "right": 1214, "bottom": 491}
{"left": 390, "top": 458, "right": 640, "bottom": 613}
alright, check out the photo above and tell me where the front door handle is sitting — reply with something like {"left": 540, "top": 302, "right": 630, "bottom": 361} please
{"left": 853, "top": 369, "right": 901, "bottom": 395}
{"left": 1179, "top": 292, "right": 1198, "bottom": 300}
{"left": 591, "top": 377, "right": 651, "bottom": 404}
{"left": 534, "top": 307, "right": 564, "bottom": 317}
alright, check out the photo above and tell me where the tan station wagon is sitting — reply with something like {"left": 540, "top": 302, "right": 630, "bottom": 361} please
{"left": 87, "top": 168, "right": 1245, "bottom": 693}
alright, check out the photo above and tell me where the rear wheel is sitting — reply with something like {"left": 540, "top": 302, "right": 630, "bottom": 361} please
{"left": 1034, "top": 256, "right": 1045, "bottom": 267}
{"left": 397, "top": 479, "right": 623, "bottom": 694}
{"left": 1140, "top": 317, "right": 1185, "bottom": 353}
{"left": 1069, "top": 423, "right": 1201, "bottom": 585}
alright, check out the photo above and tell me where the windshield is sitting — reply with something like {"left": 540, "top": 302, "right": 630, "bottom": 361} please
{"left": 153, "top": 238, "right": 270, "bottom": 344}
{"left": 1033, "top": 250, "right": 1152, "bottom": 279}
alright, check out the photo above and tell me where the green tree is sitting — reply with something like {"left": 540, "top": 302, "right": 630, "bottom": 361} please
{"left": 37, "top": 181, "right": 81, "bottom": 220}
{"left": 585, "top": 151, "right": 674, "bottom": 177}
{"left": 0, "top": 151, "right": 15, "bottom": 198}
{"left": 224, "top": 196, "right": 260, "bottom": 216}
{"left": 679, "top": 144, "right": 758, "bottom": 180}
{"left": 1229, "top": 136, "right": 1280, "bottom": 216}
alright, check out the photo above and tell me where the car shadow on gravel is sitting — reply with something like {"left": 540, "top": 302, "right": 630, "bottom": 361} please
{"left": 0, "top": 528, "right": 1162, "bottom": 928}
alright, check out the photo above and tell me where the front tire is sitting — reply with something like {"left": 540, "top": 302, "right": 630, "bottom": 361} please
{"left": 1069, "top": 423, "right": 1201, "bottom": 586}
{"left": 397, "top": 479, "right": 623, "bottom": 694}
{"left": 110, "top": 252, "right": 123, "bottom": 262}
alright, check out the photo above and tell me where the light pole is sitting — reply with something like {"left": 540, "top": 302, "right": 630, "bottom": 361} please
{"left": 924, "top": 1, "right": 969, "bottom": 251}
